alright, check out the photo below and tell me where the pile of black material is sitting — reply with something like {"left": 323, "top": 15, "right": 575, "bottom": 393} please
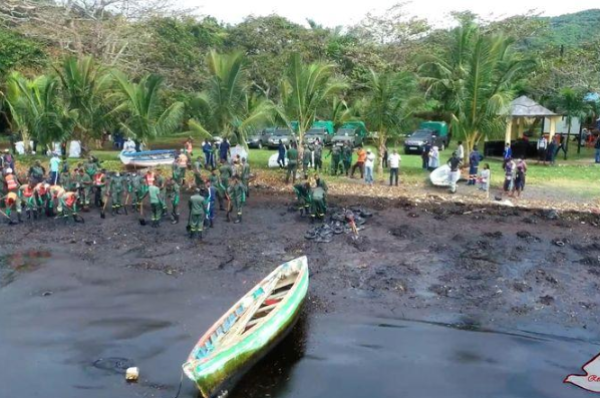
{"left": 304, "top": 205, "right": 373, "bottom": 243}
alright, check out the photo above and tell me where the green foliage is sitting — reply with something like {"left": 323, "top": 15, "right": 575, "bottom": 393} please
{"left": 359, "top": 69, "right": 422, "bottom": 170}
{"left": 419, "top": 22, "right": 532, "bottom": 156}
{"left": 187, "top": 50, "right": 273, "bottom": 147}
{"left": 0, "top": 28, "right": 46, "bottom": 76}
{"left": 277, "top": 54, "right": 348, "bottom": 153}
{"left": 54, "top": 56, "right": 113, "bottom": 143}
{"left": 5, "top": 72, "right": 74, "bottom": 150}
{"left": 111, "top": 72, "right": 185, "bottom": 145}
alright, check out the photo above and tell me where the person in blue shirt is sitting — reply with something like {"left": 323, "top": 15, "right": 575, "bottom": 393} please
{"left": 468, "top": 145, "right": 481, "bottom": 185}
{"left": 202, "top": 141, "right": 213, "bottom": 169}
{"left": 277, "top": 140, "right": 286, "bottom": 169}
{"left": 49, "top": 153, "right": 61, "bottom": 185}
{"left": 219, "top": 138, "right": 231, "bottom": 163}
{"left": 503, "top": 143, "right": 512, "bottom": 160}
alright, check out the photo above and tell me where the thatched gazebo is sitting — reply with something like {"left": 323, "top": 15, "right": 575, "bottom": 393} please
{"left": 501, "top": 96, "right": 561, "bottom": 144}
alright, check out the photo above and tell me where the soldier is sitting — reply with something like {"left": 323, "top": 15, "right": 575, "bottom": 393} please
{"left": 241, "top": 157, "right": 251, "bottom": 199}
{"left": 219, "top": 159, "right": 233, "bottom": 191}
{"left": 19, "top": 182, "right": 37, "bottom": 220}
{"left": 109, "top": 172, "right": 124, "bottom": 215}
{"left": 193, "top": 156, "right": 205, "bottom": 190}
{"left": 311, "top": 180, "right": 327, "bottom": 221}
{"left": 209, "top": 169, "right": 225, "bottom": 211}
{"left": 329, "top": 144, "right": 342, "bottom": 175}
{"left": 285, "top": 143, "right": 299, "bottom": 184}
{"left": 5, "top": 191, "right": 22, "bottom": 224}
{"left": 188, "top": 188, "right": 207, "bottom": 239}
{"left": 155, "top": 170, "right": 167, "bottom": 215}
{"left": 77, "top": 168, "right": 92, "bottom": 211}
{"left": 293, "top": 180, "right": 311, "bottom": 218}
{"left": 342, "top": 143, "right": 353, "bottom": 176}
{"left": 227, "top": 175, "right": 246, "bottom": 224}
{"left": 60, "top": 164, "right": 72, "bottom": 191}
{"left": 314, "top": 139, "right": 323, "bottom": 171}
{"left": 166, "top": 178, "right": 180, "bottom": 224}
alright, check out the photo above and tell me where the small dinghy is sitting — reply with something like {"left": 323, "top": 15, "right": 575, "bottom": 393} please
{"left": 119, "top": 149, "right": 177, "bottom": 167}
{"left": 430, "top": 165, "right": 463, "bottom": 187}
{"left": 183, "top": 256, "right": 309, "bottom": 398}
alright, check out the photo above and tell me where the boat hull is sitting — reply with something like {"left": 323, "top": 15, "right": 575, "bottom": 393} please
{"left": 184, "top": 259, "right": 309, "bottom": 398}
{"left": 119, "top": 150, "right": 176, "bottom": 167}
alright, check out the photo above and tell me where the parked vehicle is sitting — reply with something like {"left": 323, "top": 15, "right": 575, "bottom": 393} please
{"left": 404, "top": 121, "right": 449, "bottom": 154}
{"left": 247, "top": 129, "right": 272, "bottom": 149}
{"left": 303, "top": 121, "right": 335, "bottom": 146}
{"left": 266, "top": 128, "right": 296, "bottom": 149}
{"left": 330, "top": 121, "right": 368, "bottom": 147}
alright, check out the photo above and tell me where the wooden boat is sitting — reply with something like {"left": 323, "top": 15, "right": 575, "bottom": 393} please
{"left": 183, "top": 256, "right": 309, "bottom": 398}
{"left": 119, "top": 149, "right": 177, "bottom": 167}
{"left": 430, "top": 164, "right": 463, "bottom": 187}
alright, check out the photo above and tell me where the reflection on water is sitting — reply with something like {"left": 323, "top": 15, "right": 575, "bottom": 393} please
{"left": 230, "top": 312, "right": 309, "bottom": 398}
{"left": 0, "top": 250, "right": 51, "bottom": 287}
{"left": 223, "top": 314, "right": 598, "bottom": 398}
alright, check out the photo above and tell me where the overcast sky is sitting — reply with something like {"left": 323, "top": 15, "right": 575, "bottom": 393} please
{"left": 184, "top": 0, "right": 598, "bottom": 27}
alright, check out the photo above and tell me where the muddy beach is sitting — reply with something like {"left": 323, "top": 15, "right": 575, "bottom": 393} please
{"left": 1, "top": 191, "right": 600, "bottom": 397}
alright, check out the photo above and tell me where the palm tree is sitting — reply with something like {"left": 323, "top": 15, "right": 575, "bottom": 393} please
{"left": 5, "top": 72, "right": 75, "bottom": 152}
{"left": 54, "top": 56, "right": 113, "bottom": 148}
{"left": 360, "top": 69, "right": 422, "bottom": 174}
{"left": 552, "top": 88, "right": 590, "bottom": 159}
{"left": 419, "top": 22, "right": 530, "bottom": 158}
{"left": 188, "top": 50, "right": 273, "bottom": 147}
{"left": 111, "top": 72, "right": 185, "bottom": 146}
{"left": 277, "top": 54, "right": 347, "bottom": 158}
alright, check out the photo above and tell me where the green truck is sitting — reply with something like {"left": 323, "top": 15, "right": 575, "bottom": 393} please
{"left": 404, "top": 121, "right": 450, "bottom": 154}
{"left": 331, "top": 121, "right": 368, "bottom": 147}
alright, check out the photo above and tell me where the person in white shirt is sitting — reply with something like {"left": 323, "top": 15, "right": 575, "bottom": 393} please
{"left": 478, "top": 163, "right": 491, "bottom": 198}
{"left": 428, "top": 146, "right": 439, "bottom": 170}
{"left": 456, "top": 141, "right": 465, "bottom": 161}
{"left": 388, "top": 150, "right": 401, "bottom": 186}
{"left": 536, "top": 135, "right": 548, "bottom": 164}
{"left": 364, "top": 149, "right": 376, "bottom": 185}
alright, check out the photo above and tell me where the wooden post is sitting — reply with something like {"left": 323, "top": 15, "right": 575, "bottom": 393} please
{"left": 505, "top": 117, "right": 513, "bottom": 144}
{"left": 549, "top": 117, "right": 557, "bottom": 142}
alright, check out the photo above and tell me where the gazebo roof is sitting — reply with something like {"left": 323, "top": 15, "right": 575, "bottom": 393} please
{"left": 501, "top": 95, "right": 557, "bottom": 117}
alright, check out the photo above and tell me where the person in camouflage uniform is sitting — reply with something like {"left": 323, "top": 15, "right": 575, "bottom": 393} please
{"left": 166, "top": 178, "right": 180, "bottom": 224}
{"left": 188, "top": 188, "right": 207, "bottom": 239}
{"left": 227, "top": 175, "right": 246, "bottom": 224}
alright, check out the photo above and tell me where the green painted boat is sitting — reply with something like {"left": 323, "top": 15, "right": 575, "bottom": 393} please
{"left": 183, "top": 256, "right": 309, "bottom": 398}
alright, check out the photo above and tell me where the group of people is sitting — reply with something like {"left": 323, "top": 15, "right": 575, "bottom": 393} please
{"left": 0, "top": 146, "right": 251, "bottom": 240}
{"left": 293, "top": 174, "right": 329, "bottom": 221}
{"left": 278, "top": 138, "right": 403, "bottom": 188}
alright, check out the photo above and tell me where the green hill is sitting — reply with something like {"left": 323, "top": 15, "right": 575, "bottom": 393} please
{"left": 538, "top": 9, "right": 600, "bottom": 47}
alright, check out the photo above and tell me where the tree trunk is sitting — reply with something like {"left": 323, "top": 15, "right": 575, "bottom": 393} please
{"left": 564, "top": 122, "right": 571, "bottom": 160}
{"left": 577, "top": 122, "right": 583, "bottom": 155}
{"left": 377, "top": 132, "right": 386, "bottom": 176}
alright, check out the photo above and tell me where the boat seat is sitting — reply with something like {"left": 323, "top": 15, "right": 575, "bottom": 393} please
{"left": 268, "top": 291, "right": 289, "bottom": 300}
{"left": 256, "top": 303, "right": 279, "bottom": 314}
{"left": 274, "top": 279, "right": 295, "bottom": 290}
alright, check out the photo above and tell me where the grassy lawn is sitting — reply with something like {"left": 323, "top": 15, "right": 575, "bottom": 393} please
{"left": 7, "top": 140, "right": 600, "bottom": 201}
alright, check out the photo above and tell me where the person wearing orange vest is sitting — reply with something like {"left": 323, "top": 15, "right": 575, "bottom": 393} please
{"left": 5, "top": 191, "right": 22, "bottom": 224}
{"left": 5, "top": 168, "right": 19, "bottom": 193}
{"left": 350, "top": 146, "right": 367, "bottom": 179}
{"left": 58, "top": 191, "right": 80, "bottom": 220}
{"left": 49, "top": 185, "right": 65, "bottom": 216}
{"left": 34, "top": 182, "right": 51, "bottom": 217}
{"left": 93, "top": 169, "right": 107, "bottom": 208}
{"left": 19, "top": 182, "right": 37, "bottom": 219}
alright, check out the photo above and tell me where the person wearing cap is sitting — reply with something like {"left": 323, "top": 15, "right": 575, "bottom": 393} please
{"left": 188, "top": 188, "right": 207, "bottom": 239}
{"left": 49, "top": 152, "right": 61, "bottom": 185}
{"left": 364, "top": 149, "right": 376, "bottom": 185}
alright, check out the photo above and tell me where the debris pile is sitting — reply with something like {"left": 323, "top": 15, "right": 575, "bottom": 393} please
{"left": 304, "top": 206, "right": 373, "bottom": 243}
